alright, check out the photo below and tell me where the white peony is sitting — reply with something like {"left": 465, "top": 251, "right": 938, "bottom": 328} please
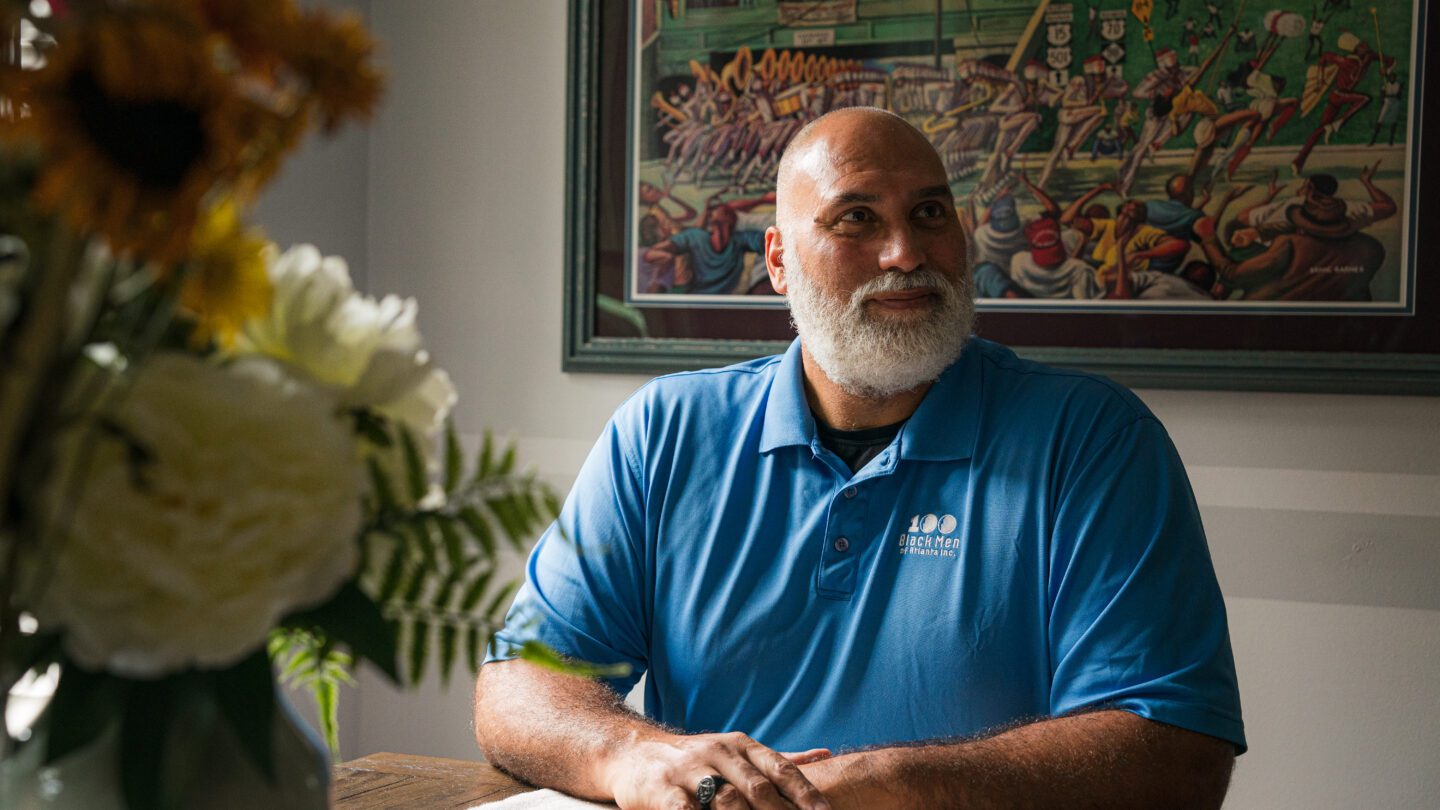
{"left": 35, "top": 352, "right": 364, "bottom": 678}
{"left": 234, "top": 245, "right": 457, "bottom": 444}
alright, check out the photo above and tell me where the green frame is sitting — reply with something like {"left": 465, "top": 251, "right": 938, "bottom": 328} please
{"left": 563, "top": 0, "right": 1440, "bottom": 394}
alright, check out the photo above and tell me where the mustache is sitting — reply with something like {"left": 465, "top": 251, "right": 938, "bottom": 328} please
{"left": 850, "top": 267, "right": 959, "bottom": 301}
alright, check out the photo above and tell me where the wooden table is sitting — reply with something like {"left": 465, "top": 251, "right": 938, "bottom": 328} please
{"left": 333, "top": 752, "right": 534, "bottom": 808}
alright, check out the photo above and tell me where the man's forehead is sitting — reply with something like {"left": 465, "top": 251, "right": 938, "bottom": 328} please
{"left": 791, "top": 135, "right": 948, "bottom": 201}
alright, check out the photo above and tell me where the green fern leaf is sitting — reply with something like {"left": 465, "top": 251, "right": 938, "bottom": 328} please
{"left": 407, "top": 619, "right": 429, "bottom": 684}
{"left": 444, "top": 421, "right": 463, "bottom": 495}
{"left": 483, "top": 579, "right": 520, "bottom": 623}
{"left": 497, "top": 441, "right": 517, "bottom": 475}
{"left": 366, "top": 456, "right": 398, "bottom": 513}
{"left": 439, "top": 624, "right": 458, "bottom": 686}
{"left": 459, "top": 568, "right": 495, "bottom": 613}
{"left": 517, "top": 640, "right": 631, "bottom": 679}
{"left": 478, "top": 430, "right": 494, "bottom": 478}
{"left": 458, "top": 506, "right": 497, "bottom": 558}
{"left": 399, "top": 426, "right": 428, "bottom": 504}
{"left": 437, "top": 515, "right": 465, "bottom": 570}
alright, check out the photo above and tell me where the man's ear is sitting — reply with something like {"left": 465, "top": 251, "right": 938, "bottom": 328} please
{"left": 765, "top": 225, "right": 788, "bottom": 295}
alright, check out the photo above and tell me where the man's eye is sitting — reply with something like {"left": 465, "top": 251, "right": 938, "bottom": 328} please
{"left": 838, "top": 209, "right": 873, "bottom": 223}
{"left": 914, "top": 202, "right": 947, "bottom": 219}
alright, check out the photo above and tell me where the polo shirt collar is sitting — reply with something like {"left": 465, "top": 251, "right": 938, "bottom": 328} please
{"left": 759, "top": 339, "right": 815, "bottom": 452}
{"left": 759, "top": 337, "right": 982, "bottom": 461}
{"left": 897, "top": 339, "right": 981, "bottom": 462}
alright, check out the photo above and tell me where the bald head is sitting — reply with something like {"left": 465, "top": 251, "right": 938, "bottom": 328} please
{"left": 775, "top": 107, "right": 947, "bottom": 232}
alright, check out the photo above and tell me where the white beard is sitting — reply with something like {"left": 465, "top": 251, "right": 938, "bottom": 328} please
{"left": 784, "top": 252, "right": 975, "bottom": 399}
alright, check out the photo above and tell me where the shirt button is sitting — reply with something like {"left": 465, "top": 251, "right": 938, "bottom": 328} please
{"left": 843, "top": 486, "right": 858, "bottom": 499}
{"left": 833, "top": 537, "right": 850, "bottom": 552}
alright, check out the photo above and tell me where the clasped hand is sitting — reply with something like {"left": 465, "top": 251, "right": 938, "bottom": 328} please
{"left": 601, "top": 730, "right": 835, "bottom": 810}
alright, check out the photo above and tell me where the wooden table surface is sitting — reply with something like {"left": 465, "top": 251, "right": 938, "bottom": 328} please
{"left": 332, "top": 752, "right": 535, "bottom": 808}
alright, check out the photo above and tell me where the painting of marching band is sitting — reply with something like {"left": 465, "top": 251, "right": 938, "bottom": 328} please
{"left": 627, "top": 0, "right": 1419, "bottom": 312}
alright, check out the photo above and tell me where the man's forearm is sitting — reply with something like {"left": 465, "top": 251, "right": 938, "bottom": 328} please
{"left": 802, "top": 710, "right": 1234, "bottom": 810}
{"left": 473, "top": 659, "right": 658, "bottom": 799}
{"left": 474, "top": 660, "right": 834, "bottom": 810}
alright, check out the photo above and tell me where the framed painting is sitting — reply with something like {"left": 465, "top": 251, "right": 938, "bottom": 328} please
{"left": 563, "top": 0, "right": 1440, "bottom": 394}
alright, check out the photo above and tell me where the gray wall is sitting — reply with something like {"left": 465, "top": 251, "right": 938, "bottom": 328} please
{"left": 269, "top": 2, "right": 1440, "bottom": 806}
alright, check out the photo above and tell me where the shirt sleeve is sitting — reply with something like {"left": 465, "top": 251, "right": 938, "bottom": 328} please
{"left": 484, "top": 414, "right": 650, "bottom": 696}
{"left": 1047, "top": 415, "right": 1246, "bottom": 753}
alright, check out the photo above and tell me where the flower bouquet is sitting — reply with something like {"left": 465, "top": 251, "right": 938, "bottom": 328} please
{"left": 0, "top": 2, "right": 563, "bottom": 807}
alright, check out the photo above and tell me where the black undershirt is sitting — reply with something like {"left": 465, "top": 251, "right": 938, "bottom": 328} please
{"left": 814, "top": 416, "right": 906, "bottom": 473}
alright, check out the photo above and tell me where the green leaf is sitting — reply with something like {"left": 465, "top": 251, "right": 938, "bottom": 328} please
{"left": 352, "top": 409, "right": 394, "bottom": 447}
{"left": 366, "top": 456, "right": 398, "bottom": 513}
{"left": 437, "top": 515, "right": 465, "bottom": 571}
{"left": 399, "top": 426, "right": 428, "bottom": 504}
{"left": 478, "top": 430, "right": 494, "bottom": 478}
{"left": 459, "top": 568, "right": 495, "bottom": 613}
{"left": 210, "top": 649, "right": 277, "bottom": 782}
{"left": 375, "top": 533, "right": 408, "bottom": 605}
{"left": 466, "top": 625, "right": 482, "bottom": 673}
{"left": 406, "top": 620, "right": 429, "bottom": 684}
{"left": 483, "top": 579, "right": 521, "bottom": 623}
{"left": 458, "top": 506, "right": 497, "bottom": 558}
{"left": 431, "top": 566, "right": 463, "bottom": 613}
{"left": 409, "top": 520, "right": 439, "bottom": 577}
{"left": 280, "top": 646, "right": 317, "bottom": 682}
{"left": 44, "top": 665, "right": 125, "bottom": 765}
{"left": 497, "top": 441, "right": 517, "bottom": 475}
{"left": 285, "top": 582, "right": 400, "bottom": 684}
{"left": 488, "top": 497, "right": 529, "bottom": 551}
{"left": 315, "top": 678, "right": 340, "bottom": 761}
{"left": 439, "top": 624, "right": 458, "bottom": 687}
{"left": 120, "top": 681, "right": 173, "bottom": 810}
{"left": 444, "top": 421, "right": 463, "bottom": 495}
{"left": 401, "top": 543, "right": 430, "bottom": 605}
{"left": 517, "top": 640, "right": 632, "bottom": 680}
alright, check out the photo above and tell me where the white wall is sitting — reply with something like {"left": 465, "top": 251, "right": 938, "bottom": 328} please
{"left": 270, "top": 2, "right": 1440, "bottom": 806}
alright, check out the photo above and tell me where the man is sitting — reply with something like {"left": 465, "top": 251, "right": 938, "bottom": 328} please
{"left": 1239, "top": 166, "right": 1394, "bottom": 237}
{"left": 968, "top": 193, "right": 1027, "bottom": 270}
{"left": 1369, "top": 67, "right": 1404, "bottom": 146}
{"left": 1037, "top": 57, "right": 1108, "bottom": 188}
{"left": 1119, "top": 48, "right": 1191, "bottom": 193}
{"left": 1008, "top": 216, "right": 1105, "bottom": 299}
{"left": 475, "top": 108, "right": 1243, "bottom": 809}
{"left": 1293, "top": 32, "right": 1394, "bottom": 174}
{"left": 1145, "top": 173, "right": 1205, "bottom": 248}
{"left": 646, "top": 192, "right": 773, "bottom": 295}
{"left": 1197, "top": 192, "right": 1385, "bottom": 300}
{"left": 1060, "top": 182, "right": 1191, "bottom": 283}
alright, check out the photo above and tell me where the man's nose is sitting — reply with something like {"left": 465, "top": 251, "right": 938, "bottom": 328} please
{"left": 878, "top": 224, "right": 925, "bottom": 273}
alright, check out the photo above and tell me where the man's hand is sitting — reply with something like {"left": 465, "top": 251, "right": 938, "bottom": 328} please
{"left": 601, "top": 732, "right": 834, "bottom": 810}
{"left": 1359, "top": 159, "right": 1381, "bottom": 187}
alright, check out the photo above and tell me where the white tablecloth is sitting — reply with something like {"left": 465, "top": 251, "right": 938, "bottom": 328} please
{"left": 471, "top": 788, "right": 617, "bottom": 809}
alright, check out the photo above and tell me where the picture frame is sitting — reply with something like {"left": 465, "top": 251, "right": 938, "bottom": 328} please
{"left": 563, "top": 0, "right": 1440, "bottom": 394}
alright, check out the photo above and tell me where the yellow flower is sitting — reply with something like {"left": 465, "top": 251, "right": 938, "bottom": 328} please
{"left": 180, "top": 200, "right": 271, "bottom": 347}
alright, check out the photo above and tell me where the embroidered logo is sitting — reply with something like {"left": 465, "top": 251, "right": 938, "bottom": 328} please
{"left": 898, "top": 513, "right": 959, "bottom": 558}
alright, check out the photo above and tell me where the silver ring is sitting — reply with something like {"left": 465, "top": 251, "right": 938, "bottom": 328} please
{"left": 696, "top": 774, "right": 725, "bottom": 807}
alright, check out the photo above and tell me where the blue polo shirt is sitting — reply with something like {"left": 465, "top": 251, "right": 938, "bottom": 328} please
{"left": 487, "top": 338, "right": 1245, "bottom": 754}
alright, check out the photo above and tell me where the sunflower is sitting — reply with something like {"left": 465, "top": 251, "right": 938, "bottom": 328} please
{"left": 5, "top": 3, "right": 267, "bottom": 263}
{"left": 179, "top": 198, "right": 271, "bottom": 348}
{"left": 279, "top": 8, "right": 383, "bottom": 132}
